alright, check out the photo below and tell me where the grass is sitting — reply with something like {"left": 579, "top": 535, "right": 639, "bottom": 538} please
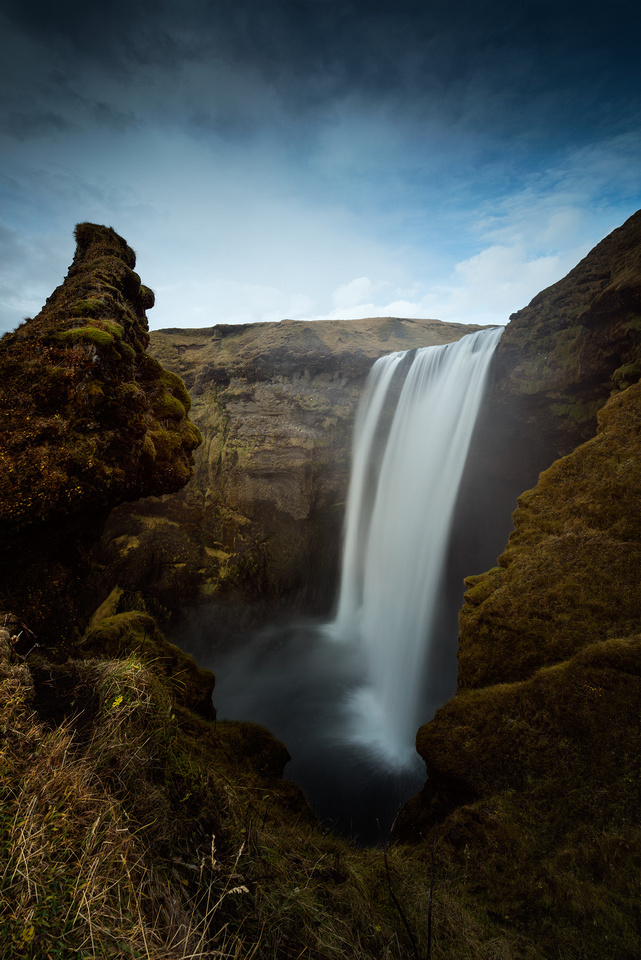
{"left": 0, "top": 612, "right": 566, "bottom": 960}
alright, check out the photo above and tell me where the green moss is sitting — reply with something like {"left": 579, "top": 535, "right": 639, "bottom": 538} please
{"left": 458, "top": 383, "right": 641, "bottom": 690}
{"left": 117, "top": 341, "right": 136, "bottom": 360}
{"left": 550, "top": 397, "right": 602, "bottom": 423}
{"left": 160, "top": 367, "right": 192, "bottom": 411}
{"left": 71, "top": 297, "right": 105, "bottom": 317}
{"left": 139, "top": 284, "right": 155, "bottom": 309}
{"left": 113, "top": 381, "right": 143, "bottom": 402}
{"left": 57, "top": 325, "right": 115, "bottom": 349}
{"left": 96, "top": 319, "right": 124, "bottom": 339}
{"left": 152, "top": 389, "right": 187, "bottom": 421}
{"left": 80, "top": 609, "right": 215, "bottom": 716}
{"left": 405, "top": 635, "right": 641, "bottom": 959}
{"left": 612, "top": 360, "right": 641, "bottom": 391}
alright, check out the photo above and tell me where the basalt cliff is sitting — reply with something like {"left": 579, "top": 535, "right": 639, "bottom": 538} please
{"left": 0, "top": 215, "right": 639, "bottom": 960}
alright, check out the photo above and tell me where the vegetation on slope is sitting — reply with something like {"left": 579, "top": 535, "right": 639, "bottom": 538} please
{"left": 1, "top": 609, "right": 561, "bottom": 960}
{"left": 459, "top": 381, "right": 641, "bottom": 688}
{"left": 395, "top": 382, "right": 641, "bottom": 959}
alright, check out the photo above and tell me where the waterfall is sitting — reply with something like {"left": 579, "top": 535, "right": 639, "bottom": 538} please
{"left": 330, "top": 325, "right": 503, "bottom": 769}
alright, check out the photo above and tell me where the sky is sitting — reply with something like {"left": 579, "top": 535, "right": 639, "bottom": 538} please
{"left": 0, "top": 0, "right": 639, "bottom": 334}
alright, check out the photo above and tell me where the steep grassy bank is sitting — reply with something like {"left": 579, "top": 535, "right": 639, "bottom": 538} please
{"left": 394, "top": 380, "right": 641, "bottom": 960}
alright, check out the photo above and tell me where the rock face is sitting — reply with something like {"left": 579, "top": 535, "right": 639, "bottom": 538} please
{"left": 458, "top": 383, "right": 640, "bottom": 690}
{"left": 392, "top": 214, "right": 641, "bottom": 957}
{"left": 94, "top": 317, "right": 485, "bottom": 621}
{"left": 0, "top": 224, "right": 201, "bottom": 637}
{"left": 470, "top": 209, "right": 641, "bottom": 491}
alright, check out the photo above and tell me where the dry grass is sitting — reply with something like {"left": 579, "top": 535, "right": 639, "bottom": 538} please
{"left": 6, "top": 609, "right": 631, "bottom": 960}
{"left": 0, "top": 622, "right": 553, "bottom": 960}
{"left": 0, "top": 636, "right": 258, "bottom": 959}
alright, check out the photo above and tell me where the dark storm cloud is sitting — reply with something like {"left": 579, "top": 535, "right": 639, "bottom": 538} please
{"left": 2, "top": 0, "right": 638, "bottom": 146}
{"left": 0, "top": 0, "right": 638, "bottom": 333}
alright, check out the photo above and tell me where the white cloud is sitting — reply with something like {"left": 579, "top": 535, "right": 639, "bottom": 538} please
{"left": 301, "top": 241, "right": 578, "bottom": 327}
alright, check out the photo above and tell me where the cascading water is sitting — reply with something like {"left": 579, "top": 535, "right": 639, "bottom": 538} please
{"left": 330, "top": 325, "right": 503, "bottom": 769}
{"left": 185, "top": 323, "right": 503, "bottom": 839}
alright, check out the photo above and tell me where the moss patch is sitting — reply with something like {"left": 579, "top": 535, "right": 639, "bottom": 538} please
{"left": 458, "top": 382, "right": 641, "bottom": 689}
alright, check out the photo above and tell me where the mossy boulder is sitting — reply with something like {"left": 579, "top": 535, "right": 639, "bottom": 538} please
{"left": 79, "top": 598, "right": 216, "bottom": 720}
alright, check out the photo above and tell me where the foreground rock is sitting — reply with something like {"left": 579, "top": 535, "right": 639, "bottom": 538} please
{"left": 0, "top": 224, "right": 201, "bottom": 638}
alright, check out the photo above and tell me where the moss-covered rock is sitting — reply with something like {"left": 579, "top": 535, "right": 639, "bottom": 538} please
{"left": 0, "top": 224, "right": 201, "bottom": 638}
{"left": 394, "top": 376, "right": 640, "bottom": 957}
{"left": 79, "top": 599, "right": 216, "bottom": 719}
{"left": 471, "top": 208, "right": 641, "bottom": 493}
{"left": 394, "top": 635, "right": 640, "bottom": 957}
{"left": 458, "top": 381, "right": 641, "bottom": 689}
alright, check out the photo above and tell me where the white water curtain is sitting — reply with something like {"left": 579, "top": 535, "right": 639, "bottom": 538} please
{"left": 332, "top": 326, "right": 503, "bottom": 767}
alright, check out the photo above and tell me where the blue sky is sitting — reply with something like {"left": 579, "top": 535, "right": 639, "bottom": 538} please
{"left": 0, "top": 0, "right": 639, "bottom": 333}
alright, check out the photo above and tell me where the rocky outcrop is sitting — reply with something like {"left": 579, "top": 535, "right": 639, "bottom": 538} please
{"left": 458, "top": 383, "right": 640, "bottom": 689}
{"left": 392, "top": 215, "right": 641, "bottom": 958}
{"left": 0, "top": 223, "right": 201, "bottom": 637}
{"left": 469, "top": 209, "right": 641, "bottom": 491}
{"left": 393, "top": 384, "right": 640, "bottom": 954}
{"left": 94, "top": 317, "right": 485, "bottom": 621}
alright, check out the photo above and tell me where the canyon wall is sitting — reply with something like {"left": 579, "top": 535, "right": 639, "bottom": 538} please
{"left": 392, "top": 211, "right": 640, "bottom": 956}
{"left": 94, "top": 316, "right": 485, "bottom": 623}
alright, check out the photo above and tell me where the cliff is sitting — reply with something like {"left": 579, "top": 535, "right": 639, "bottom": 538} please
{"left": 392, "top": 213, "right": 641, "bottom": 958}
{"left": 470, "top": 209, "right": 641, "bottom": 488}
{"left": 93, "top": 316, "right": 485, "bottom": 621}
{"left": 0, "top": 232, "right": 521, "bottom": 959}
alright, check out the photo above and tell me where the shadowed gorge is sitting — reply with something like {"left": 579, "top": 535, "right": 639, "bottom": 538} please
{"left": 0, "top": 214, "right": 639, "bottom": 959}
